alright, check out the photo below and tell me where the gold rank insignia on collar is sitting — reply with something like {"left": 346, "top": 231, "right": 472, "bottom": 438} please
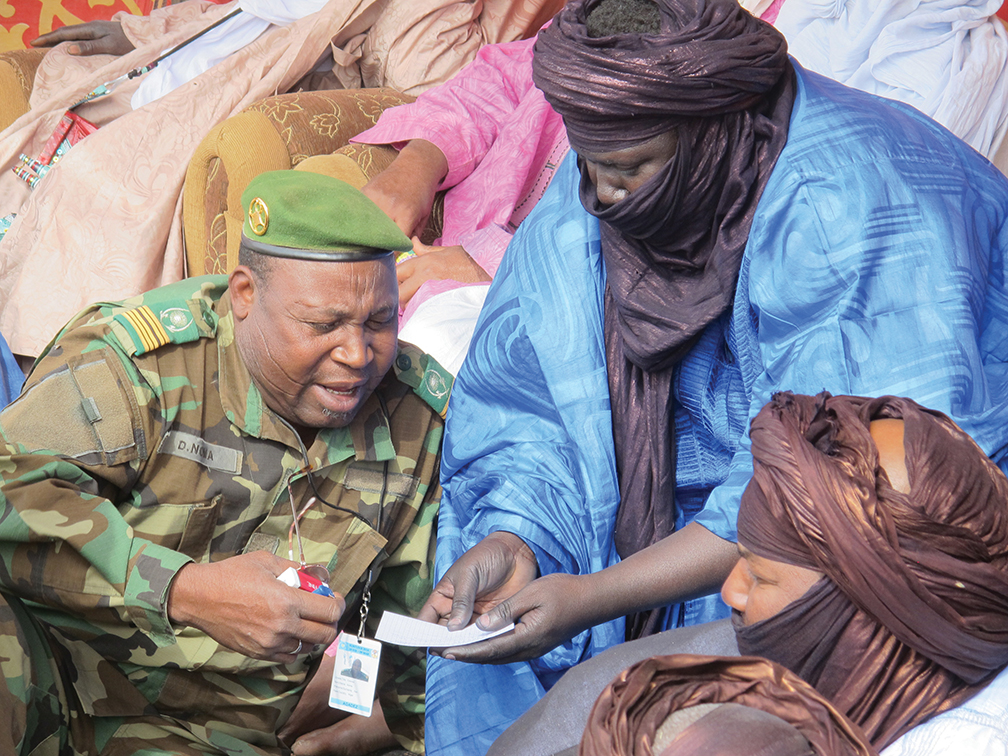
{"left": 119, "top": 305, "right": 171, "bottom": 353}
{"left": 107, "top": 279, "right": 221, "bottom": 357}
{"left": 248, "top": 197, "right": 269, "bottom": 236}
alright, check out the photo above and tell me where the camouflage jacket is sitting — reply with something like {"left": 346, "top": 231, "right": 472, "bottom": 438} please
{"left": 0, "top": 276, "right": 449, "bottom": 752}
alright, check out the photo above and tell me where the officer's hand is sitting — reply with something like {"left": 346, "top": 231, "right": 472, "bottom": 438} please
{"left": 430, "top": 572, "right": 596, "bottom": 664}
{"left": 362, "top": 139, "right": 447, "bottom": 239}
{"left": 418, "top": 531, "right": 538, "bottom": 631}
{"left": 397, "top": 240, "right": 491, "bottom": 308}
{"left": 167, "top": 551, "right": 346, "bottom": 662}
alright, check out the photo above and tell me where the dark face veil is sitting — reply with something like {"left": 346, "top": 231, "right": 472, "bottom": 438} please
{"left": 533, "top": 0, "right": 795, "bottom": 637}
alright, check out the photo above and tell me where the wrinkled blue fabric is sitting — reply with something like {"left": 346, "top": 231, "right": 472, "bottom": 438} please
{"left": 0, "top": 333, "right": 23, "bottom": 408}
{"left": 426, "top": 63, "right": 1008, "bottom": 756}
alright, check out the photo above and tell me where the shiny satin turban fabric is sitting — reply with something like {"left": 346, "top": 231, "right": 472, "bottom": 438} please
{"left": 580, "top": 654, "right": 878, "bottom": 756}
{"left": 735, "top": 393, "right": 1008, "bottom": 748}
{"left": 532, "top": 0, "right": 796, "bottom": 639}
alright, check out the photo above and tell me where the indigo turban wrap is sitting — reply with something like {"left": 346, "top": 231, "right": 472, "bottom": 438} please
{"left": 533, "top": 0, "right": 796, "bottom": 637}
{"left": 580, "top": 655, "right": 877, "bottom": 756}
{"left": 735, "top": 393, "right": 1008, "bottom": 748}
{"left": 532, "top": 0, "right": 790, "bottom": 153}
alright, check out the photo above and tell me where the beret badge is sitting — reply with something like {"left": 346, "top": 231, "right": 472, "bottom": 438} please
{"left": 248, "top": 197, "right": 269, "bottom": 236}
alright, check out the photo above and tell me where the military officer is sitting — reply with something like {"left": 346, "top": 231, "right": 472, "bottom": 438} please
{"left": 0, "top": 171, "right": 452, "bottom": 755}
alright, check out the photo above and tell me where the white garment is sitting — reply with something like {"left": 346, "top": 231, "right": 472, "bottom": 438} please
{"left": 131, "top": 0, "right": 328, "bottom": 109}
{"left": 398, "top": 284, "right": 490, "bottom": 377}
{"left": 739, "top": 0, "right": 776, "bottom": 19}
{"left": 882, "top": 665, "right": 1008, "bottom": 756}
{"left": 774, "top": 0, "right": 1008, "bottom": 159}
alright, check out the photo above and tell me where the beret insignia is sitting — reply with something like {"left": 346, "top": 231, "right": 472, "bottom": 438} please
{"left": 248, "top": 197, "right": 269, "bottom": 236}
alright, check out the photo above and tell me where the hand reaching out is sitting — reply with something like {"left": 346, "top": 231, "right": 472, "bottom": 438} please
{"left": 167, "top": 551, "right": 346, "bottom": 663}
{"left": 432, "top": 571, "right": 600, "bottom": 665}
{"left": 396, "top": 240, "right": 491, "bottom": 308}
{"left": 31, "top": 21, "right": 135, "bottom": 56}
{"left": 418, "top": 532, "right": 600, "bottom": 664}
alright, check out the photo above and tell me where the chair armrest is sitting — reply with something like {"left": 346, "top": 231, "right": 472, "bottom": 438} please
{"left": 182, "top": 87, "right": 415, "bottom": 276}
{"left": 0, "top": 48, "right": 47, "bottom": 133}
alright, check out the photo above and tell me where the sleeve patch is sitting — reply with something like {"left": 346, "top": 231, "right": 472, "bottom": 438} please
{"left": 0, "top": 350, "right": 137, "bottom": 463}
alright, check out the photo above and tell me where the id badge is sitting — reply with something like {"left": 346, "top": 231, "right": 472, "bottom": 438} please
{"left": 329, "top": 632, "right": 382, "bottom": 717}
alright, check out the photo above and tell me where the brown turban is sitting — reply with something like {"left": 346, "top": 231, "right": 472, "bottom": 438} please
{"left": 580, "top": 654, "right": 877, "bottom": 756}
{"left": 734, "top": 392, "right": 1008, "bottom": 748}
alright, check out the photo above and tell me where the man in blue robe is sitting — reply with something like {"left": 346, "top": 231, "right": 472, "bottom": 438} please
{"left": 419, "top": 0, "right": 1008, "bottom": 752}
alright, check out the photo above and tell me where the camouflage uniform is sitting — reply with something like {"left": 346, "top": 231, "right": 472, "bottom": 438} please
{"left": 0, "top": 276, "right": 450, "bottom": 756}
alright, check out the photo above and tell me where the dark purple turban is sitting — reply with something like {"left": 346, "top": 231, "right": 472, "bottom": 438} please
{"left": 533, "top": 0, "right": 796, "bottom": 637}
{"left": 735, "top": 393, "right": 1008, "bottom": 748}
{"left": 533, "top": 0, "right": 791, "bottom": 153}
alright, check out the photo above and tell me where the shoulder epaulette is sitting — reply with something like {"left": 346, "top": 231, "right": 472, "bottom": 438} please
{"left": 393, "top": 342, "right": 454, "bottom": 418}
{"left": 108, "top": 276, "right": 225, "bottom": 357}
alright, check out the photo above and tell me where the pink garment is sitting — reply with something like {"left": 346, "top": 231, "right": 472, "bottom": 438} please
{"left": 761, "top": 0, "right": 786, "bottom": 24}
{"left": 0, "top": 0, "right": 566, "bottom": 358}
{"left": 353, "top": 34, "right": 569, "bottom": 321}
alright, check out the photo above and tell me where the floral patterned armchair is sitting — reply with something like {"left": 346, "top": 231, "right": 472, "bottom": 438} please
{"left": 182, "top": 87, "right": 444, "bottom": 277}
{"left": 0, "top": 47, "right": 45, "bottom": 132}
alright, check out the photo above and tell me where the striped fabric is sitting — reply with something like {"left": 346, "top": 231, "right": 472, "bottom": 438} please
{"left": 117, "top": 306, "right": 170, "bottom": 354}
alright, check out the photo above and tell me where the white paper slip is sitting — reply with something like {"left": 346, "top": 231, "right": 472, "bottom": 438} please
{"left": 375, "top": 611, "right": 515, "bottom": 647}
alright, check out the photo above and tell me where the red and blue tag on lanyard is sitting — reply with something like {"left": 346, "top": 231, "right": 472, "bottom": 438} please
{"left": 276, "top": 565, "right": 337, "bottom": 598}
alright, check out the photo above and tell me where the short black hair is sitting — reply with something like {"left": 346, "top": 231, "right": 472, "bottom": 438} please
{"left": 586, "top": 0, "right": 661, "bottom": 37}
{"left": 238, "top": 241, "right": 272, "bottom": 282}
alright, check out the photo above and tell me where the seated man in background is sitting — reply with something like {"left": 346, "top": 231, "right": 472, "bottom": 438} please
{"left": 0, "top": 171, "right": 448, "bottom": 755}
{"left": 726, "top": 392, "right": 1008, "bottom": 753}
{"left": 0, "top": 0, "right": 563, "bottom": 362}
{"left": 356, "top": 0, "right": 1008, "bottom": 330}
{"left": 322, "top": 0, "right": 1008, "bottom": 374}
{"left": 354, "top": 30, "right": 567, "bottom": 327}
{"left": 417, "top": 0, "right": 1008, "bottom": 752}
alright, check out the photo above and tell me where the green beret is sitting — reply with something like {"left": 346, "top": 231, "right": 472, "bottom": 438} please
{"left": 240, "top": 170, "right": 412, "bottom": 261}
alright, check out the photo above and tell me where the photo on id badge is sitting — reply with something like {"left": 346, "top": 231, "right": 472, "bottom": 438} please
{"left": 329, "top": 632, "right": 381, "bottom": 716}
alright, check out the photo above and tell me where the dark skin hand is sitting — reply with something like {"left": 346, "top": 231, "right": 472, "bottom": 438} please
{"left": 279, "top": 653, "right": 398, "bottom": 756}
{"left": 167, "top": 550, "right": 346, "bottom": 663}
{"left": 30, "top": 20, "right": 135, "bottom": 56}
{"left": 420, "top": 523, "right": 738, "bottom": 664}
{"left": 362, "top": 139, "right": 448, "bottom": 240}
{"left": 287, "top": 706, "right": 397, "bottom": 756}
{"left": 364, "top": 139, "right": 494, "bottom": 305}
{"left": 418, "top": 531, "right": 539, "bottom": 630}
{"left": 397, "top": 239, "right": 491, "bottom": 308}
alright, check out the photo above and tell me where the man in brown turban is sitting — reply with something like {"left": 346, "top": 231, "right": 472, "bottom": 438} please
{"left": 487, "top": 393, "right": 1008, "bottom": 756}
{"left": 723, "top": 392, "right": 1008, "bottom": 750}
{"left": 580, "top": 655, "right": 877, "bottom": 756}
